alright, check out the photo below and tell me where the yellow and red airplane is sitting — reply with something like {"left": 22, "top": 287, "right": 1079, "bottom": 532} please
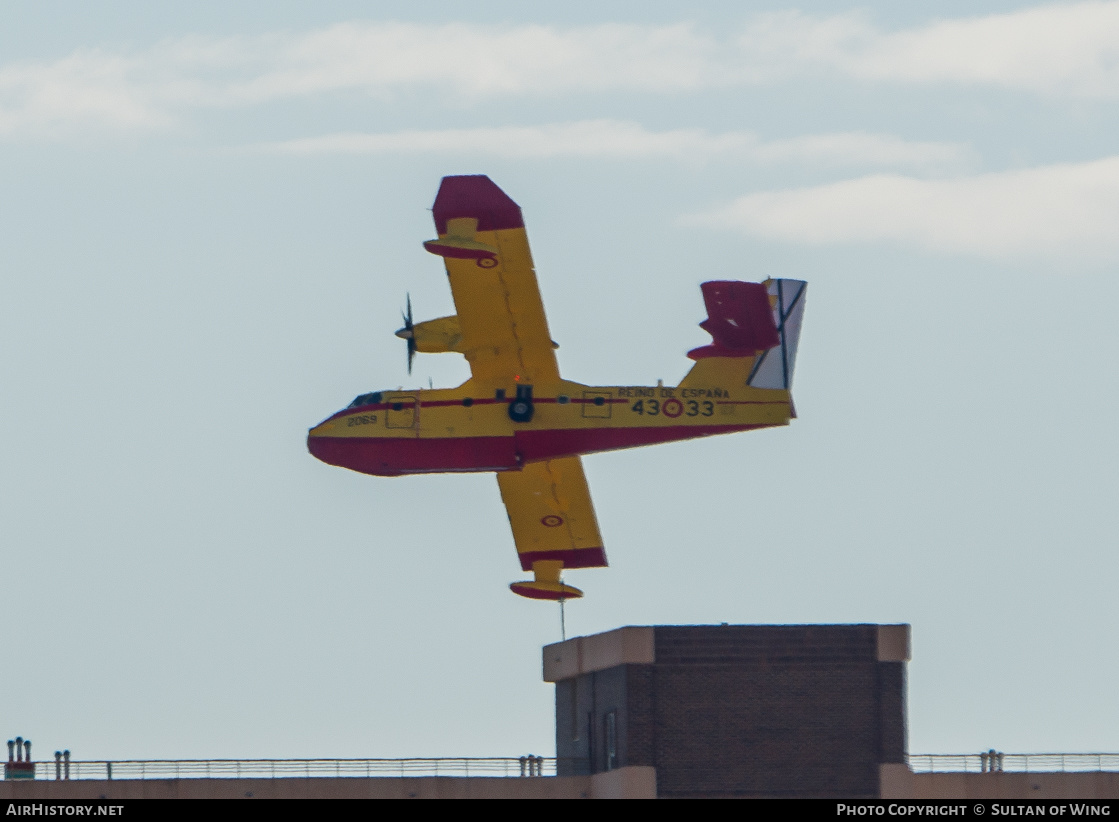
{"left": 307, "top": 176, "right": 807, "bottom": 601}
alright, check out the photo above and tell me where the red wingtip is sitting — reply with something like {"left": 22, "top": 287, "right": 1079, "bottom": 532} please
{"left": 432, "top": 175, "right": 524, "bottom": 235}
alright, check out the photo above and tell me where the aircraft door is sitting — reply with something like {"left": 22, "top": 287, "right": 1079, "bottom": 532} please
{"left": 386, "top": 396, "right": 418, "bottom": 429}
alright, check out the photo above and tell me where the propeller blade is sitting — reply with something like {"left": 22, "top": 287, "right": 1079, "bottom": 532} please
{"left": 401, "top": 293, "right": 416, "bottom": 374}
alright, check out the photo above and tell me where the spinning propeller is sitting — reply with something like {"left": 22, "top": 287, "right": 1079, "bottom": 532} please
{"left": 394, "top": 293, "right": 417, "bottom": 374}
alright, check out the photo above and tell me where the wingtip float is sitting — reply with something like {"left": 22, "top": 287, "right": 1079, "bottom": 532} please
{"left": 307, "top": 175, "right": 807, "bottom": 601}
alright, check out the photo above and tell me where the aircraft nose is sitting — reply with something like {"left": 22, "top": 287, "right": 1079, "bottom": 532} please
{"left": 307, "top": 431, "right": 328, "bottom": 463}
{"left": 307, "top": 421, "right": 345, "bottom": 466}
{"left": 307, "top": 429, "right": 333, "bottom": 464}
{"left": 307, "top": 431, "right": 352, "bottom": 471}
{"left": 307, "top": 428, "right": 396, "bottom": 476}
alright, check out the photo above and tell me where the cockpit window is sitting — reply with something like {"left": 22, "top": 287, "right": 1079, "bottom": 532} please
{"left": 348, "top": 392, "right": 383, "bottom": 408}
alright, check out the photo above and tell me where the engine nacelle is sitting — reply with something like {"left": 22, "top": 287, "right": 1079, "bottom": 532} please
{"left": 408, "top": 315, "right": 464, "bottom": 354}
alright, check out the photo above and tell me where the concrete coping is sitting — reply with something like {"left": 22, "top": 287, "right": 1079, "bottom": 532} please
{"left": 877, "top": 624, "right": 911, "bottom": 662}
{"left": 543, "top": 627, "right": 655, "bottom": 682}
{"left": 543, "top": 624, "right": 911, "bottom": 681}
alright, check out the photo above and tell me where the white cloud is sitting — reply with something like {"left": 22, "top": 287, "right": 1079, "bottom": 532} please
{"left": 685, "top": 156, "right": 1119, "bottom": 259}
{"left": 847, "top": 3, "right": 1119, "bottom": 95}
{"left": 233, "top": 5, "right": 1119, "bottom": 101}
{"left": 0, "top": 51, "right": 171, "bottom": 135}
{"left": 749, "top": 132, "right": 967, "bottom": 170}
{"left": 739, "top": 2, "right": 1119, "bottom": 96}
{"left": 0, "top": 23, "right": 720, "bottom": 136}
{"left": 6, "top": 4, "right": 1119, "bottom": 136}
{"left": 258, "top": 121, "right": 968, "bottom": 171}
{"left": 223, "top": 22, "right": 719, "bottom": 101}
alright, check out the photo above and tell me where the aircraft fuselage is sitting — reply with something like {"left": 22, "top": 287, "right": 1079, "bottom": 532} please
{"left": 307, "top": 377, "right": 792, "bottom": 476}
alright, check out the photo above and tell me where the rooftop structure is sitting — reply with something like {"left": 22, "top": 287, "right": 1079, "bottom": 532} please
{"left": 4, "top": 623, "right": 1117, "bottom": 800}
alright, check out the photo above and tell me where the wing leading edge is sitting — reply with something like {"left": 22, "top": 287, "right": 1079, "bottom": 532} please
{"left": 497, "top": 456, "right": 607, "bottom": 600}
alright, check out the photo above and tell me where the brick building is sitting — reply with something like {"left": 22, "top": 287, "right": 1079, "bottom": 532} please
{"left": 547, "top": 624, "right": 909, "bottom": 798}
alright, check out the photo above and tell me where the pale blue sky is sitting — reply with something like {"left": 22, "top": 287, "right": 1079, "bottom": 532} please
{"left": 2, "top": 1, "right": 1117, "bottom": 761}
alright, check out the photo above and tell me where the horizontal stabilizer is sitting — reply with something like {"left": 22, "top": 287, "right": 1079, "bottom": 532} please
{"left": 688, "top": 281, "right": 780, "bottom": 360}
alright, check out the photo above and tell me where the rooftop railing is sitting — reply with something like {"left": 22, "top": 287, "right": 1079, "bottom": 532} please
{"left": 908, "top": 753, "right": 1119, "bottom": 773}
{"left": 23, "top": 756, "right": 557, "bottom": 781}
{"left": 9, "top": 753, "right": 1119, "bottom": 781}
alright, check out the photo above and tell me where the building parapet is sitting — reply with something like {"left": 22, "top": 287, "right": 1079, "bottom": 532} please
{"left": 0, "top": 767, "right": 658, "bottom": 800}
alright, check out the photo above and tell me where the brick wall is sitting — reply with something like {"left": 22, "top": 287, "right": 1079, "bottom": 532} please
{"left": 555, "top": 625, "right": 908, "bottom": 798}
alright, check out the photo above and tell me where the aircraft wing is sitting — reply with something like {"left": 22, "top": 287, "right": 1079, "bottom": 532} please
{"left": 497, "top": 456, "right": 608, "bottom": 576}
{"left": 423, "top": 175, "right": 561, "bottom": 384}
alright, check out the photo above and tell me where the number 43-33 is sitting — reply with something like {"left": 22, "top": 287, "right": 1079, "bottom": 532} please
{"left": 631, "top": 400, "right": 712, "bottom": 417}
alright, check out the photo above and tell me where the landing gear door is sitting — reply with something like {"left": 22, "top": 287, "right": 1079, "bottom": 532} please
{"left": 386, "top": 395, "right": 418, "bottom": 429}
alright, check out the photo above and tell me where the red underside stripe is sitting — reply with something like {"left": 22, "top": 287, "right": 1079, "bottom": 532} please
{"left": 307, "top": 423, "right": 776, "bottom": 475}
{"left": 307, "top": 435, "right": 518, "bottom": 476}
{"left": 517, "top": 547, "right": 608, "bottom": 572}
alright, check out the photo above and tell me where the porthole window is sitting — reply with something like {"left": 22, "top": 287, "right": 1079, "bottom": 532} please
{"left": 557, "top": 395, "right": 569, "bottom": 404}
{"left": 462, "top": 397, "right": 474, "bottom": 407}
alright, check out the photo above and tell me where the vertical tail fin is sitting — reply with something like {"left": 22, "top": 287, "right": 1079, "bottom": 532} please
{"left": 748, "top": 279, "right": 807, "bottom": 390}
